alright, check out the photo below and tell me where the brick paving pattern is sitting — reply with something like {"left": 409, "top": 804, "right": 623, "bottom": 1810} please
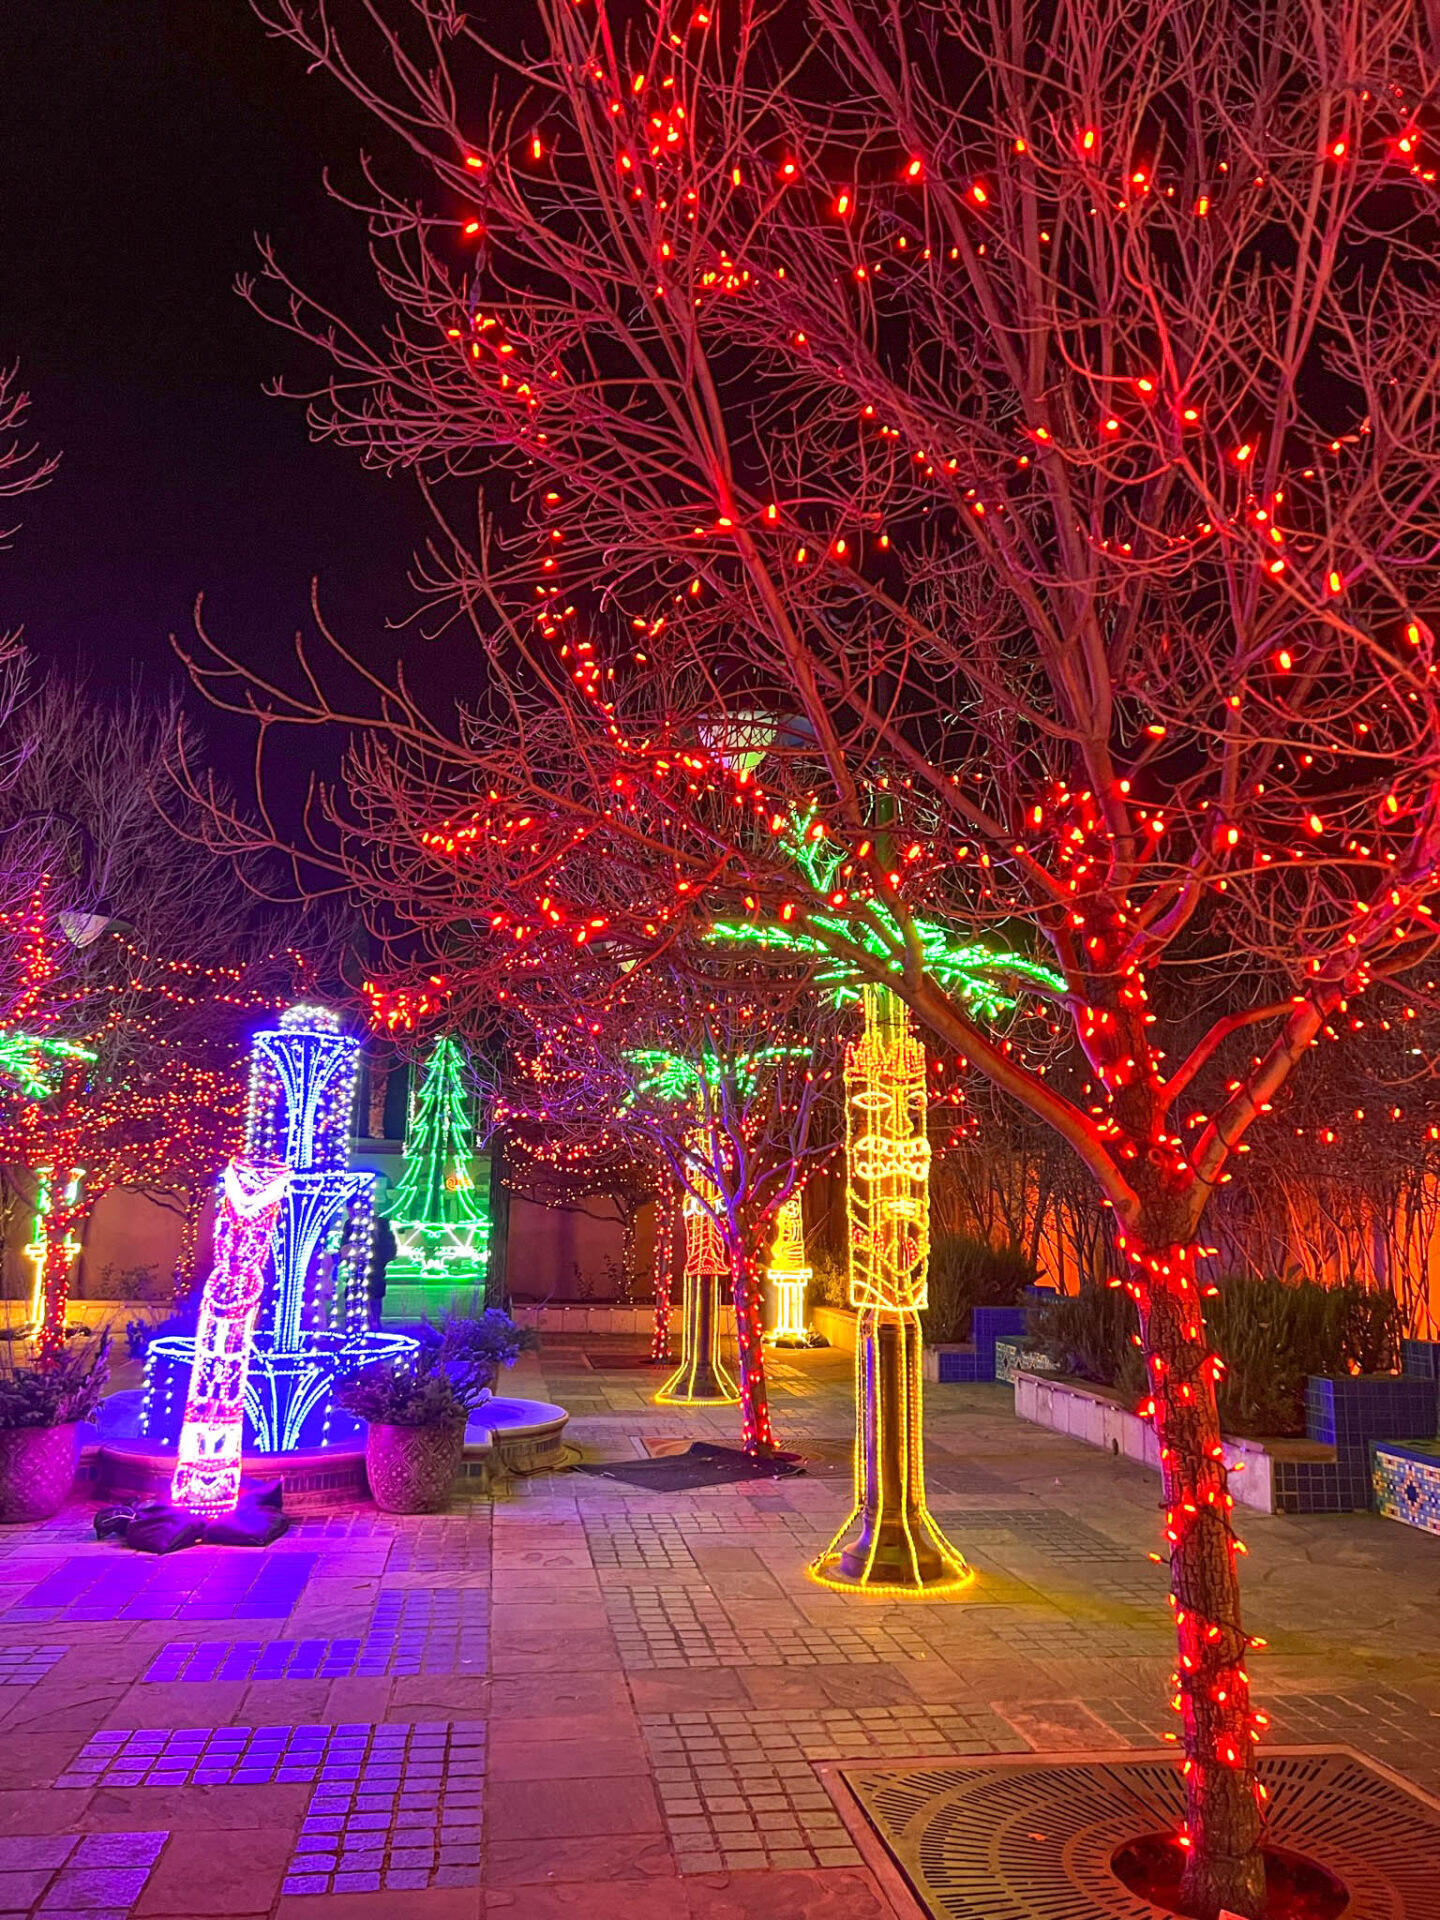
{"left": 59, "top": 1721, "right": 380, "bottom": 1789}
{"left": 2, "top": 1550, "right": 315, "bottom": 1624}
{"left": 0, "top": 1831, "right": 167, "bottom": 1920}
{"left": 282, "top": 1720, "right": 485, "bottom": 1896}
{"left": 0, "top": 1338, "right": 1438, "bottom": 1917}
{"left": 0, "top": 1643, "right": 65, "bottom": 1686}
{"left": 643, "top": 1704, "right": 1029, "bottom": 1872}
{"left": 605, "top": 1583, "right": 932, "bottom": 1668}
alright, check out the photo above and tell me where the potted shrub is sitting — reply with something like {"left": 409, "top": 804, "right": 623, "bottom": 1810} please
{"left": 338, "top": 1367, "right": 473, "bottom": 1514}
{"left": 414, "top": 1308, "right": 537, "bottom": 1398}
{"left": 0, "top": 1333, "right": 110, "bottom": 1523}
{"left": 339, "top": 1309, "right": 534, "bottom": 1514}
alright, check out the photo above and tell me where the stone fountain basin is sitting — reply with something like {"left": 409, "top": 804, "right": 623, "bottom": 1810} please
{"left": 80, "top": 1392, "right": 570, "bottom": 1509}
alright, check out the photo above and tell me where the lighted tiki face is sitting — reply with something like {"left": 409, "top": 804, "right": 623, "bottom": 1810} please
{"left": 846, "top": 985, "right": 930, "bottom": 1315}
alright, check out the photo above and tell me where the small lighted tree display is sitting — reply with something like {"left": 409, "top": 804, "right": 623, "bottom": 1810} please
{"left": 389, "top": 1035, "right": 490, "bottom": 1288}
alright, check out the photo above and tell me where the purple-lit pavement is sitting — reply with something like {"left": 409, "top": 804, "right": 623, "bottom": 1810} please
{"left": 1, "top": 1339, "right": 1439, "bottom": 1917}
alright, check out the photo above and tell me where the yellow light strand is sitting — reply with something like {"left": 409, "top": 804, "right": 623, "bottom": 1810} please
{"left": 809, "top": 986, "right": 970, "bottom": 1597}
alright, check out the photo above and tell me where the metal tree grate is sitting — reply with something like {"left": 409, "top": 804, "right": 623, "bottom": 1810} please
{"left": 839, "top": 1749, "right": 1440, "bottom": 1919}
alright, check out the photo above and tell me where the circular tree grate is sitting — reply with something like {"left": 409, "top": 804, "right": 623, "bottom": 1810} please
{"left": 838, "top": 1749, "right": 1440, "bottom": 1919}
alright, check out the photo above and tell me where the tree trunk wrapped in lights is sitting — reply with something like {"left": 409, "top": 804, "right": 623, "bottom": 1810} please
{"left": 1124, "top": 1231, "right": 1267, "bottom": 1910}
{"left": 726, "top": 1223, "right": 777, "bottom": 1455}
{"left": 203, "top": 3, "right": 1440, "bottom": 1903}
{"left": 811, "top": 985, "right": 967, "bottom": 1595}
{"left": 656, "top": 1158, "right": 738, "bottom": 1406}
{"left": 764, "top": 1191, "right": 812, "bottom": 1346}
{"left": 650, "top": 1183, "right": 682, "bottom": 1361}
{"left": 30, "top": 1164, "right": 85, "bottom": 1367}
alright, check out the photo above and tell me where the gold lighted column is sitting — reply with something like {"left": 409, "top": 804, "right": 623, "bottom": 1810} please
{"left": 655, "top": 1169, "right": 739, "bottom": 1406}
{"left": 810, "top": 984, "right": 969, "bottom": 1594}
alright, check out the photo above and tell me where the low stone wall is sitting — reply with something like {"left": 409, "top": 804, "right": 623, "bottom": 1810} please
{"left": 0, "top": 1299, "right": 172, "bottom": 1341}
{"left": 811, "top": 1305, "right": 857, "bottom": 1352}
{"left": 1014, "top": 1370, "right": 1285, "bottom": 1514}
{"left": 511, "top": 1303, "right": 655, "bottom": 1337}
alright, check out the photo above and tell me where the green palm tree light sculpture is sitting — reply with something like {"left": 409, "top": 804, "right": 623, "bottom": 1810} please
{"left": 708, "top": 810, "right": 1066, "bottom": 1593}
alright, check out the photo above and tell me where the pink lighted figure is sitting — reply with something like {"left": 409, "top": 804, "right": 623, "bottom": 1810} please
{"left": 170, "top": 1157, "right": 291, "bottom": 1516}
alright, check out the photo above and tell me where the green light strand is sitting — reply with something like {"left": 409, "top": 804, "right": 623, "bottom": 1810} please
{"left": 0, "top": 1031, "right": 96, "bottom": 1101}
{"left": 708, "top": 808, "right": 1067, "bottom": 1012}
{"left": 391, "top": 1034, "right": 488, "bottom": 1227}
{"left": 623, "top": 1042, "right": 812, "bottom": 1108}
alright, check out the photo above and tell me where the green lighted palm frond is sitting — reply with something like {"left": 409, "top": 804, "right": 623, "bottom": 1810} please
{"left": 0, "top": 1031, "right": 96, "bottom": 1101}
{"left": 707, "top": 809, "right": 1066, "bottom": 1015}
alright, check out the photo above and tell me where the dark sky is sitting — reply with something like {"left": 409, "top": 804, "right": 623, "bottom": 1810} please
{"left": 1, "top": 1, "right": 434, "bottom": 736}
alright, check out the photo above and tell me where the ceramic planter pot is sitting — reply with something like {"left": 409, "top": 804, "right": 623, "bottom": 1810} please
{"left": 0, "top": 1421, "right": 81, "bottom": 1523}
{"left": 365, "top": 1419, "right": 466, "bottom": 1514}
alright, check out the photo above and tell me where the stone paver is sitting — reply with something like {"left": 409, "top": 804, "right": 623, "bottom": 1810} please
{"left": 0, "top": 1337, "right": 1437, "bottom": 1918}
{"left": 0, "top": 1644, "right": 66, "bottom": 1686}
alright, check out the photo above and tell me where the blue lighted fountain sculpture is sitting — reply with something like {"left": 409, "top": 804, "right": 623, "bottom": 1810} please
{"left": 142, "top": 1004, "right": 416, "bottom": 1453}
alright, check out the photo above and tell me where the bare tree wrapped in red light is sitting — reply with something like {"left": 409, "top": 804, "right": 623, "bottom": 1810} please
{"left": 187, "top": 1, "right": 1440, "bottom": 1907}
{"left": 498, "top": 956, "right": 838, "bottom": 1455}
{"left": 494, "top": 1050, "right": 671, "bottom": 1329}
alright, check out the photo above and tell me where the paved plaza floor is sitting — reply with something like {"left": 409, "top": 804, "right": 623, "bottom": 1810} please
{"left": 1, "top": 1337, "right": 1438, "bottom": 1917}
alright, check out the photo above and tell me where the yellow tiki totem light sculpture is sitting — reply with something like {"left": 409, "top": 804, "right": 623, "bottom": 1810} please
{"left": 765, "top": 1192, "right": 813, "bottom": 1347}
{"left": 656, "top": 1159, "right": 739, "bottom": 1406}
{"left": 811, "top": 983, "right": 969, "bottom": 1594}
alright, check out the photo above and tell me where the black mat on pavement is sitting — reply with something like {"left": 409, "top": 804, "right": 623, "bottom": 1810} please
{"left": 573, "top": 1439, "right": 805, "bottom": 1491}
{"left": 585, "top": 1353, "right": 670, "bottom": 1371}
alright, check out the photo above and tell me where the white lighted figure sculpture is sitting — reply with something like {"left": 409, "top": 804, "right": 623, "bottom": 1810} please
{"left": 765, "top": 1193, "right": 814, "bottom": 1347}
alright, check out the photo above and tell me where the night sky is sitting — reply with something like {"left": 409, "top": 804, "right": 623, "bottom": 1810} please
{"left": 2, "top": 3, "right": 435, "bottom": 736}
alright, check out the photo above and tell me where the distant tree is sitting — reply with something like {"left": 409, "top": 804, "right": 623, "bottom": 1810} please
{"left": 497, "top": 949, "right": 838, "bottom": 1453}
{"left": 0, "top": 680, "right": 316, "bottom": 1345}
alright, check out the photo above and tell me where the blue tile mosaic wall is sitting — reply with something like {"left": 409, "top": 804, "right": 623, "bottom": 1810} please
{"left": 1401, "top": 1338, "right": 1440, "bottom": 1380}
{"left": 1374, "top": 1440, "right": 1440, "bottom": 1536}
{"left": 935, "top": 1307, "right": 1030, "bottom": 1383}
{"left": 1305, "top": 1373, "right": 1437, "bottom": 1447}
{"left": 935, "top": 1348, "right": 987, "bottom": 1383}
{"left": 1301, "top": 1374, "right": 1436, "bottom": 1511}
{"left": 993, "top": 1340, "right": 1058, "bottom": 1386}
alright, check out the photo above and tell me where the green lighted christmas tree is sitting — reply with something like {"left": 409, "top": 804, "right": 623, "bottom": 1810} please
{"left": 389, "top": 1035, "right": 491, "bottom": 1284}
